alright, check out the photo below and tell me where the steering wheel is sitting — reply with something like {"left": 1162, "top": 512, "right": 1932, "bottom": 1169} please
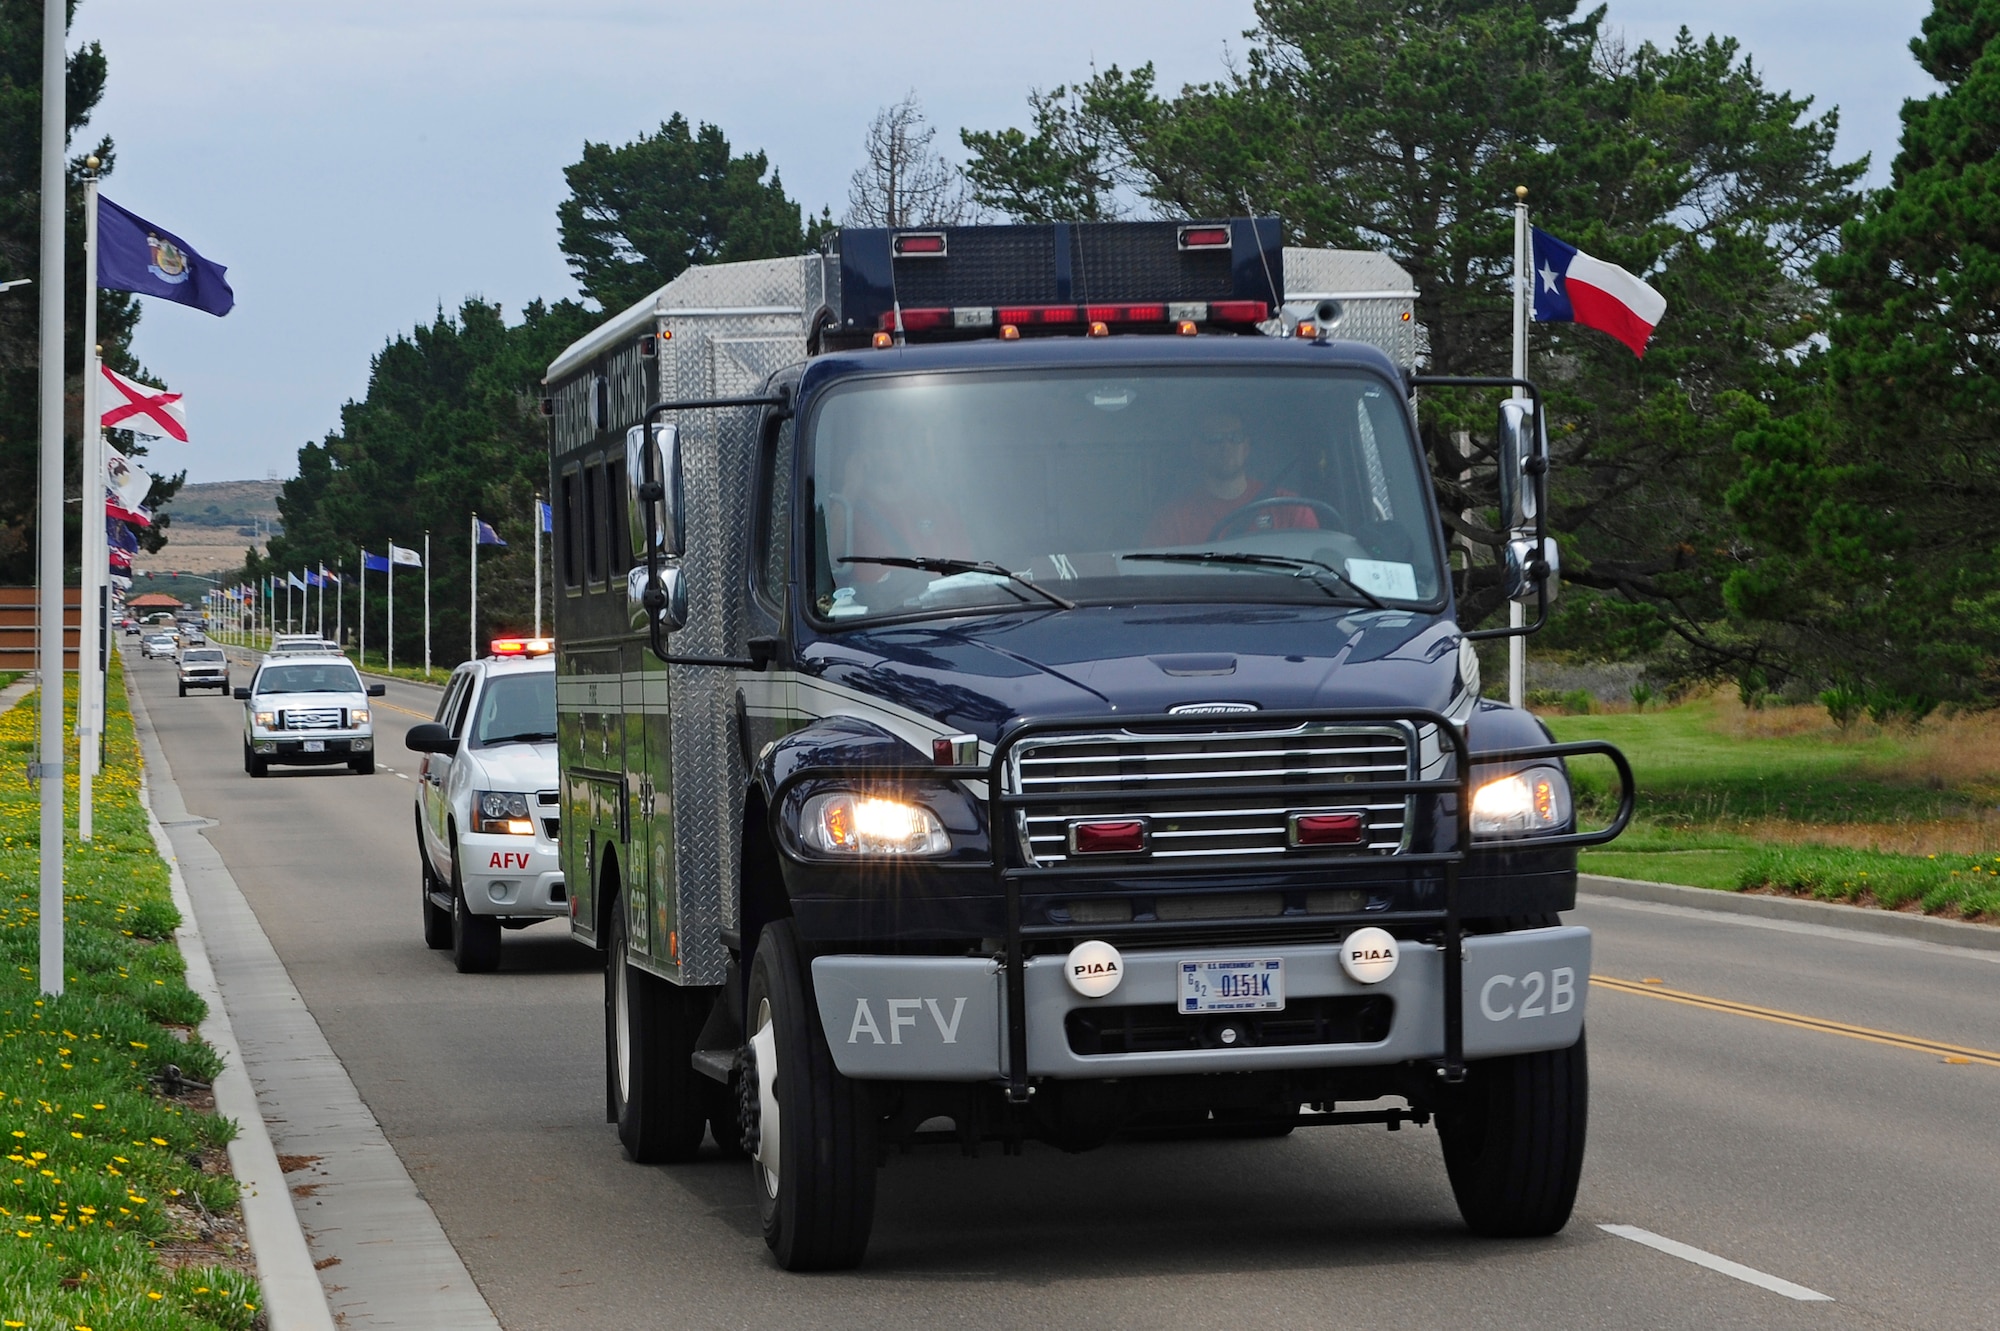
{"left": 1208, "top": 496, "right": 1346, "bottom": 542}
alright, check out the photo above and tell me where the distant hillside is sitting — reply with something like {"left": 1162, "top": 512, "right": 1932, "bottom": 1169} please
{"left": 169, "top": 479, "right": 283, "bottom": 534}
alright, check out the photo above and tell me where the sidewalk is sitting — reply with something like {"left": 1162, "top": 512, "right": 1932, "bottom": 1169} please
{"left": 122, "top": 651, "right": 498, "bottom": 1329}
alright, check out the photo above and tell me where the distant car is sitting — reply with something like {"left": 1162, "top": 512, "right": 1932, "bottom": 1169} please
{"left": 123, "top": 620, "right": 142, "bottom": 636}
{"left": 140, "top": 634, "right": 176, "bottom": 659}
{"left": 268, "top": 634, "right": 335, "bottom": 656}
{"left": 176, "top": 646, "right": 229, "bottom": 696}
{"left": 238, "top": 653, "right": 384, "bottom": 777}
{"left": 404, "top": 640, "right": 561, "bottom": 972}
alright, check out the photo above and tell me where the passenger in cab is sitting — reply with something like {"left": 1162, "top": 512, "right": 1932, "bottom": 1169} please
{"left": 1146, "top": 409, "right": 1319, "bottom": 545}
{"left": 825, "top": 427, "right": 973, "bottom": 579}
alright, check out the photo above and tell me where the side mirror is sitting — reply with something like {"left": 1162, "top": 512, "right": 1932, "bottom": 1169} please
{"left": 405, "top": 722, "right": 458, "bottom": 755}
{"left": 1495, "top": 398, "right": 1541, "bottom": 532}
{"left": 232, "top": 687, "right": 250, "bottom": 700}
{"left": 626, "top": 565, "right": 689, "bottom": 632}
{"left": 367, "top": 683, "right": 386, "bottom": 697}
{"left": 1504, "top": 536, "right": 1561, "bottom": 604}
{"left": 626, "top": 421, "right": 683, "bottom": 559}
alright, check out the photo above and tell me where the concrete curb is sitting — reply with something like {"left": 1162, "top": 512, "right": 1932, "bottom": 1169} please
{"left": 127, "top": 682, "right": 339, "bottom": 1330}
{"left": 1579, "top": 873, "right": 2000, "bottom": 953}
{"left": 124, "top": 653, "right": 499, "bottom": 1329}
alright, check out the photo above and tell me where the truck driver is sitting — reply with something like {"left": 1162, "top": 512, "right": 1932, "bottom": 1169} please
{"left": 1146, "top": 408, "right": 1319, "bottom": 545}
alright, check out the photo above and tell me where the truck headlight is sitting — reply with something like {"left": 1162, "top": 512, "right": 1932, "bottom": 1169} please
{"left": 1470, "top": 765, "right": 1571, "bottom": 836}
{"left": 348, "top": 708, "right": 370, "bottom": 727}
{"left": 799, "top": 792, "right": 949, "bottom": 856}
{"left": 475, "top": 790, "right": 535, "bottom": 835}
{"left": 252, "top": 710, "right": 277, "bottom": 729}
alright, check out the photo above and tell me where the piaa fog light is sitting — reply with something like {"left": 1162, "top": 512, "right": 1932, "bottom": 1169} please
{"left": 1339, "top": 927, "right": 1400, "bottom": 984}
{"left": 1065, "top": 940, "right": 1124, "bottom": 997}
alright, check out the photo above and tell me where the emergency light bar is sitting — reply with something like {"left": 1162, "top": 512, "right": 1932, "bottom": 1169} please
{"left": 878, "top": 300, "right": 1270, "bottom": 337}
{"left": 490, "top": 637, "right": 553, "bottom": 657}
{"left": 836, "top": 218, "right": 1284, "bottom": 344}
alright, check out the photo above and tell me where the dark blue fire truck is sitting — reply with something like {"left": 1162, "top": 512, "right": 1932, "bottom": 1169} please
{"left": 543, "top": 220, "right": 1631, "bottom": 1270}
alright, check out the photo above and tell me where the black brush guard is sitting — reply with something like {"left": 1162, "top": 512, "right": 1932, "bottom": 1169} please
{"left": 771, "top": 707, "right": 1633, "bottom": 1103}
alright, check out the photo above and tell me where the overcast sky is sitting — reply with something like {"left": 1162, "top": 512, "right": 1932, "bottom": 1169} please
{"left": 69, "top": 0, "right": 1936, "bottom": 487}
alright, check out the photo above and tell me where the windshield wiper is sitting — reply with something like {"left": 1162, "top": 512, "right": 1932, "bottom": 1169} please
{"left": 840, "top": 555, "right": 1077, "bottom": 611}
{"left": 1119, "top": 550, "right": 1386, "bottom": 609}
{"left": 481, "top": 731, "right": 557, "bottom": 745}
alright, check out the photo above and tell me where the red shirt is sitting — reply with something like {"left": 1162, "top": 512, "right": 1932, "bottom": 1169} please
{"left": 1145, "top": 480, "right": 1319, "bottom": 546}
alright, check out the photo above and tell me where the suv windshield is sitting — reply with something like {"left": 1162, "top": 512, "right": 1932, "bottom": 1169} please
{"left": 807, "top": 367, "right": 1442, "bottom": 623}
{"left": 471, "top": 672, "right": 556, "bottom": 747}
{"left": 254, "top": 662, "right": 362, "bottom": 695}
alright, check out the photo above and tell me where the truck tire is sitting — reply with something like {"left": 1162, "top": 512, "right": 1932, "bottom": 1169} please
{"left": 349, "top": 753, "right": 375, "bottom": 775}
{"left": 177, "top": 681, "right": 186, "bottom": 697}
{"left": 245, "top": 742, "right": 268, "bottom": 779}
{"left": 604, "top": 895, "right": 706, "bottom": 1162}
{"left": 449, "top": 844, "right": 502, "bottom": 973}
{"left": 1438, "top": 1029, "right": 1588, "bottom": 1237}
{"left": 745, "top": 919, "right": 876, "bottom": 1271}
{"left": 418, "top": 813, "right": 451, "bottom": 950}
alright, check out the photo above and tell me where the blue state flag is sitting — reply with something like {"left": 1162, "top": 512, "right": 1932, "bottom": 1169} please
{"left": 96, "top": 197, "right": 235, "bottom": 317}
{"left": 306, "top": 570, "right": 324, "bottom": 588}
{"left": 476, "top": 519, "right": 507, "bottom": 547}
{"left": 538, "top": 500, "right": 552, "bottom": 534}
{"left": 362, "top": 551, "right": 391, "bottom": 573}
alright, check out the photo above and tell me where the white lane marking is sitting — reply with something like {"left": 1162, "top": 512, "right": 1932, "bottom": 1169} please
{"left": 1600, "top": 1224, "right": 1832, "bottom": 1302}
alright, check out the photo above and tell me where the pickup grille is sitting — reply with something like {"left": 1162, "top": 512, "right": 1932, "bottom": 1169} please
{"left": 280, "top": 708, "right": 342, "bottom": 730}
{"left": 1008, "top": 723, "right": 1416, "bottom": 867}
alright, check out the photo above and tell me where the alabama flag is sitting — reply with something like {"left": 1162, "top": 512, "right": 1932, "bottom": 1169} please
{"left": 100, "top": 364, "right": 188, "bottom": 441}
{"left": 1530, "top": 227, "right": 1666, "bottom": 358}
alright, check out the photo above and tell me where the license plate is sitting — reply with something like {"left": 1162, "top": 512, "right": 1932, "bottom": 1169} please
{"left": 302, "top": 740, "right": 324, "bottom": 753}
{"left": 1179, "top": 957, "right": 1284, "bottom": 1014}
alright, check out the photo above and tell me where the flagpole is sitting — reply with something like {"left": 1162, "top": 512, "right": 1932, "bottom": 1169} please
{"left": 37, "top": 0, "right": 66, "bottom": 995}
{"left": 358, "top": 548, "right": 366, "bottom": 666}
{"left": 469, "top": 514, "right": 478, "bottom": 662}
{"left": 336, "top": 560, "right": 343, "bottom": 648}
{"left": 1509, "top": 184, "right": 1528, "bottom": 710}
{"left": 317, "top": 566, "right": 324, "bottom": 637}
{"left": 533, "top": 492, "right": 543, "bottom": 638}
{"left": 422, "top": 530, "right": 431, "bottom": 679}
{"left": 388, "top": 556, "right": 395, "bottom": 673}
{"left": 77, "top": 157, "right": 103, "bottom": 840}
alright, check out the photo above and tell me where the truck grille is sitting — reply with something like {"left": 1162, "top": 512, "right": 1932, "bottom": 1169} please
{"left": 280, "top": 708, "right": 342, "bottom": 730}
{"left": 1008, "top": 723, "right": 1416, "bottom": 868}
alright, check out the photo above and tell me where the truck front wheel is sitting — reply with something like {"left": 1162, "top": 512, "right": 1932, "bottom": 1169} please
{"left": 604, "top": 896, "right": 706, "bottom": 1162}
{"left": 745, "top": 920, "right": 876, "bottom": 1271}
{"left": 1438, "top": 1029, "right": 1588, "bottom": 1237}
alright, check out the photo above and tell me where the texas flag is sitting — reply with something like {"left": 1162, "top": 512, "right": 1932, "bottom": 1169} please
{"left": 1530, "top": 227, "right": 1667, "bottom": 358}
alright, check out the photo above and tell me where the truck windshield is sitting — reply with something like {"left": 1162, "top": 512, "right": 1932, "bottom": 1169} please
{"left": 471, "top": 672, "right": 557, "bottom": 747}
{"left": 254, "top": 663, "right": 362, "bottom": 694}
{"left": 806, "top": 367, "right": 1442, "bottom": 623}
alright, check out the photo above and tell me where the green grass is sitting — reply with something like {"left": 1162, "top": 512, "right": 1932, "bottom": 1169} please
{"left": 1543, "top": 694, "right": 2000, "bottom": 921}
{"left": 0, "top": 674, "right": 21, "bottom": 692}
{"left": 0, "top": 661, "right": 263, "bottom": 1328}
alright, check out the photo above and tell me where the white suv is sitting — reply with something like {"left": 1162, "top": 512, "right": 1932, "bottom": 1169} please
{"left": 237, "top": 653, "right": 384, "bottom": 776}
{"left": 405, "top": 641, "right": 562, "bottom": 972}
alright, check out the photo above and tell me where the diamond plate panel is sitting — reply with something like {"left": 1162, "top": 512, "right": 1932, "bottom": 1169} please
{"left": 647, "top": 256, "right": 819, "bottom": 984}
{"left": 1282, "top": 248, "right": 1420, "bottom": 369}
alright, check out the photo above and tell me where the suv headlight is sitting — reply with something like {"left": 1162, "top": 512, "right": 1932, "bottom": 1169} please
{"left": 1471, "top": 765, "right": 1572, "bottom": 836}
{"left": 799, "top": 792, "right": 950, "bottom": 856}
{"left": 251, "top": 710, "right": 277, "bottom": 729}
{"left": 474, "top": 791, "right": 535, "bottom": 835}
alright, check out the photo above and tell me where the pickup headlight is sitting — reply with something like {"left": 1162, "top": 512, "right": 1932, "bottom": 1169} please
{"left": 1471, "top": 765, "right": 1571, "bottom": 836}
{"left": 474, "top": 790, "right": 535, "bottom": 835}
{"left": 799, "top": 792, "right": 949, "bottom": 856}
{"left": 348, "top": 708, "right": 370, "bottom": 727}
{"left": 251, "top": 710, "right": 277, "bottom": 729}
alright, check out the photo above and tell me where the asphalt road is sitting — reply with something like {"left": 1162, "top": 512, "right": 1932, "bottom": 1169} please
{"left": 131, "top": 646, "right": 2000, "bottom": 1330}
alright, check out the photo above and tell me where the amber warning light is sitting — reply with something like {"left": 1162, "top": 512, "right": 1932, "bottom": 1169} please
{"left": 490, "top": 637, "right": 553, "bottom": 657}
